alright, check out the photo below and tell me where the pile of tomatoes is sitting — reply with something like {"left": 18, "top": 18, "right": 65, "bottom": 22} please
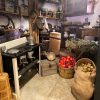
{"left": 59, "top": 56, "right": 76, "bottom": 69}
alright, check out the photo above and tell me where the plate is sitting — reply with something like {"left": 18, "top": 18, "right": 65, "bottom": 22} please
{"left": 7, "top": 49, "right": 19, "bottom": 54}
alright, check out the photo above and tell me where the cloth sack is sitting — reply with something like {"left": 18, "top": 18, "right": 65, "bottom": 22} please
{"left": 71, "top": 68, "right": 96, "bottom": 100}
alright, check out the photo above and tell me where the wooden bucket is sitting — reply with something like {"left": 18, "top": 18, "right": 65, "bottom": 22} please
{"left": 0, "top": 73, "right": 12, "bottom": 100}
{"left": 58, "top": 65, "right": 75, "bottom": 79}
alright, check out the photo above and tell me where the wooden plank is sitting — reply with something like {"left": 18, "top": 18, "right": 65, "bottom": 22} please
{"left": 12, "top": 58, "right": 20, "bottom": 100}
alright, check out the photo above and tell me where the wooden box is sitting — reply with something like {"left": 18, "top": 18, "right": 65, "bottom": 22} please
{"left": 40, "top": 59, "right": 58, "bottom": 76}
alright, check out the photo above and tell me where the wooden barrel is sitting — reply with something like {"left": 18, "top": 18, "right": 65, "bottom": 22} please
{"left": 0, "top": 73, "right": 12, "bottom": 100}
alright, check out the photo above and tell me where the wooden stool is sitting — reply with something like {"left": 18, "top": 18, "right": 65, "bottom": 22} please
{"left": 0, "top": 73, "right": 12, "bottom": 100}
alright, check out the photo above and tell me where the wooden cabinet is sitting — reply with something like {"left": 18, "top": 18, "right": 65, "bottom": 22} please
{"left": 0, "top": 0, "right": 29, "bottom": 16}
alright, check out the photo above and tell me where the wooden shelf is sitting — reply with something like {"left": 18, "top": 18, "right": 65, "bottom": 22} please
{"left": 45, "top": 0, "right": 60, "bottom": 4}
{"left": 0, "top": 10, "right": 29, "bottom": 17}
{"left": 21, "top": 34, "right": 30, "bottom": 37}
{"left": 0, "top": 0, "right": 29, "bottom": 17}
{"left": 39, "top": 16, "right": 59, "bottom": 20}
{"left": 61, "top": 24, "right": 83, "bottom": 27}
{"left": 0, "top": 10, "right": 19, "bottom": 16}
{"left": 18, "top": 60, "right": 38, "bottom": 76}
{"left": 39, "top": 10, "right": 63, "bottom": 20}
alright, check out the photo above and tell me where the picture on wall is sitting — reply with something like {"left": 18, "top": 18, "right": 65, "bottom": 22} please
{"left": 63, "top": 0, "right": 94, "bottom": 17}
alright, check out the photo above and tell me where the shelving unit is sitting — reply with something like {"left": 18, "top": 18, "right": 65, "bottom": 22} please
{"left": 39, "top": 0, "right": 63, "bottom": 52}
{"left": 0, "top": 0, "right": 29, "bottom": 17}
{"left": 39, "top": 0, "right": 63, "bottom": 20}
{"left": 39, "top": 11, "right": 63, "bottom": 19}
{"left": 18, "top": 60, "right": 38, "bottom": 76}
{"left": 39, "top": 16, "right": 59, "bottom": 20}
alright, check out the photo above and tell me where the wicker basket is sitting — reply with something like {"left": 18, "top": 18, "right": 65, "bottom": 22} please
{"left": 0, "top": 73, "right": 12, "bottom": 100}
{"left": 75, "top": 58, "right": 96, "bottom": 70}
{"left": 58, "top": 65, "right": 75, "bottom": 79}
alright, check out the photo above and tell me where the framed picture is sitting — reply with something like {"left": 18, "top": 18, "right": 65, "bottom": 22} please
{"left": 63, "top": 0, "right": 94, "bottom": 17}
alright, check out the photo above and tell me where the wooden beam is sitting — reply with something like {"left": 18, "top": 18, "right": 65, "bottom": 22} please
{"left": 29, "top": 0, "right": 40, "bottom": 44}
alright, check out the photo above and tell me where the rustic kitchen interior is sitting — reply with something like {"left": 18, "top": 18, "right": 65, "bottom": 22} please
{"left": 0, "top": 0, "right": 100, "bottom": 100}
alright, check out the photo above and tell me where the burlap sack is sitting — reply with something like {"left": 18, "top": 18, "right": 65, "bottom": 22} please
{"left": 71, "top": 68, "right": 96, "bottom": 100}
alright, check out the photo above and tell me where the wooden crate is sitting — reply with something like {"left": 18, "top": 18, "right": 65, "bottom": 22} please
{"left": 0, "top": 73, "right": 12, "bottom": 100}
{"left": 40, "top": 59, "right": 58, "bottom": 76}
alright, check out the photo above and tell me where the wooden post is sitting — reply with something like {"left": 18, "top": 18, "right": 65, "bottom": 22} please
{"left": 39, "top": 45, "right": 41, "bottom": 75}
{"left": 0, "top": 49, "right": 3, "bottom": 73}
{"left": 12, "top": 58, "right": 20, "bottom": 100}
{"left": 29, "top": 0, "right": 40, "bottom": 44}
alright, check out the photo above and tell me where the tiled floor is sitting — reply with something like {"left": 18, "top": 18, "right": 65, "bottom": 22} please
{"left": 20, "top": 74, "right": 76, "bottom": 100}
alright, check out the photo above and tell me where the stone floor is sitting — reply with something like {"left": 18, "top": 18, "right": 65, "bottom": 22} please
{"left": 20, "top": 74, "right": 76, "bottom": 100}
